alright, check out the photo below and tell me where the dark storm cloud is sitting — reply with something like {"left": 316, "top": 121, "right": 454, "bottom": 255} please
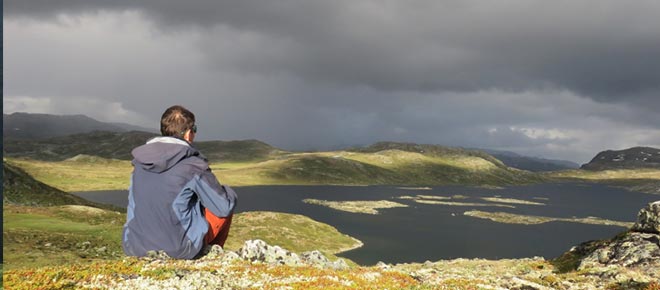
{"left": 5, "top": 1, "right": 660, "bottom": 163}
{"left": 5, "top": 0, "right": 660, "bottom": 107}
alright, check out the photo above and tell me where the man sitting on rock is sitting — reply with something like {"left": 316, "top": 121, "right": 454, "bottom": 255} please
{"left": 122, "top": 105, "right": 237, "bottom": 259}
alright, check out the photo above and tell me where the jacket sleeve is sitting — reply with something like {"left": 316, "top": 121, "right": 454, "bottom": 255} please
{"left": 193, "top": 169, "right": 238, "bottom": 217}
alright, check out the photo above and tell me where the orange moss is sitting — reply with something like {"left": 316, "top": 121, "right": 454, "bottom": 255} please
{"left": 2, "top": 258, "right": 145, "bottom": 290}
{"left": 645, "top": 282, "right": 660, "bottom": 290}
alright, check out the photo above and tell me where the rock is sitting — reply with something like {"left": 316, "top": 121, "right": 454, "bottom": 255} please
{"left": 574, "top": 201, "right": 660, "bottom": 283}
{"left": 300, "top": 250, "right": 349, "bottom": 270}
{"left": 632, "top": 201, "right": 660, "bottom": 234}
{"left": 238, "top": 240, "right": 267, "bottom": 261}
{"left": 221, "top": 251, "right": 240, "bottom": 263}
{"left": 331, "top": 258, "right": 349, "bottom": 270}
{"left": 581, "top": 233, "right": 660, "bottom": 268}
{"left": 79, "top": 241, "right": 91, "bottom": 249}
{"left": 198, "top": 244, "right": 224, "bottom": 259}
{"left": 375, "top": 261, "right": 391, "bottom": 270}
{"left": 146, "top": 250, "right": 172, "bottom": 260}
{"left": 235, "top": 240, "right": 349, "bottom": 269}
{"left": 301, "top": 250, "right": 328, "bottom": 263}
{"left": 578, "top": 201, "right": 660, "bottom": 281}
{"left": 301, "top": 250, "right": 329, "bottom": 266}
{"left": 238, "top": 239, "right": 302, "bottom": 266}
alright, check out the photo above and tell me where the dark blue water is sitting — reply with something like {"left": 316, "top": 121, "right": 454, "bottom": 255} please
{"left": 74, "top": 183, "right": 658, "bottom": 265}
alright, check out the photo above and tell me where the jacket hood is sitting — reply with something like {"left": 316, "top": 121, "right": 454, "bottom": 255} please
{"left": 132, "top": 136, "right": 200, "bottom": 173}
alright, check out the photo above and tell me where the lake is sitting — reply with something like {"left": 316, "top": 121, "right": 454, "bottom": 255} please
{"left": 73, "top": 183, "right": 658, "bottom": 265}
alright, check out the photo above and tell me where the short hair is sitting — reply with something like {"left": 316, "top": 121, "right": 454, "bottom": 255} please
{"left": 160, "top": 105, "right": 195, "bottom": 137}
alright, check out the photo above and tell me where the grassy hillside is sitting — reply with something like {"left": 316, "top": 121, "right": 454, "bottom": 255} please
{"left": 195, "top": 139, "right": 287, "bottom": 162}
{"left": 6, "top": 157, "right": 133, "bottom": 192}
{"left": 217, "top": 150, "right": 543, "bottom": 186}
{"left": 3, "top": 161, "right": 122, "bottom": 208}
{"left": 3, "top": 204, "right": 126, "bottom": 270}
{"left": 5, "top": 143, "right": 544, "bottom": 191}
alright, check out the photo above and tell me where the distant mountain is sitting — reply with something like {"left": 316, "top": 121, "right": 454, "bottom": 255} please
{"left": 3, "top": 131, "right": 158, "bottom": 161}
{"left": 3, "top": 130, "right": 286, "bottom": 162}
{"left": 479, "top": 149, "right": 579, "bottom": 172}
{"left": 3, "top": 112, "right": 155, "bottom": 140}
{"left": 580, "top": 147, "right": 660, "bottom": 171}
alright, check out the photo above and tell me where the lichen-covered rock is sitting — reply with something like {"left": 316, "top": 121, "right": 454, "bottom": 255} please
{"left": 145, "top": 250, "right": 172, "bottom": 260}
{"left": 238, "top": 239, "right": 303, "bottom": 266}
{"left": 300, "top": 250, "right": 349, "bottom": 270}
{"left": 579, "top": 232, "right": 660, "bottom": 269}
{"left": 632, "top": 200, "right": 660, "bottom": 234}
{"left": 198, "top": 244, "right": 224, "bottom": 259}
{"left": 577, "top": 201, "right": 660, "bottom": 284}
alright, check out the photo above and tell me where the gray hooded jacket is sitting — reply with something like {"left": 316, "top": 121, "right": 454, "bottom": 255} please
{"left": 122, "top": 136, "right": 237, "bottom": 259}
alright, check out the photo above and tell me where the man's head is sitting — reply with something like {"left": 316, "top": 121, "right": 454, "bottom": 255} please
{"left": 160, "top": 105, "right": 196, "bottom": 142}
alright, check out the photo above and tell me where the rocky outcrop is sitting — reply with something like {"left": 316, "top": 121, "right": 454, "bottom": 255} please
{"left": 232, "top": 239, "right": 348, "bottom": 269}
{"left": 149, "top": 239, "right": 349, "bottom": 270}
{"left": 632, "top": 201, "right": 660, "bottom": 234}
{"left": 575, "top": 201, "right": 660, "bottom": 285}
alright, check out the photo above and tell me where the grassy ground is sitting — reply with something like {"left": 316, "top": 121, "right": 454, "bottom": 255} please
{"left": 548, "top": 168, "right": 660, "bottom": 180}
{"left": 2, "top": 204, "right": 361, "bottom": 271}
{"left": 7, "top": 158, "right": 133, "bottom": 192}
{"left": 3, "top": 204, "right": 125, "bottom": 270}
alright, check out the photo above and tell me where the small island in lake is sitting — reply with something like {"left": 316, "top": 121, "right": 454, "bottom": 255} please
{"left": 303, "top": 198, "right": 408, "bottom": 214}
{"left": 464, "top": 210, "right": 634, "bottom": 228}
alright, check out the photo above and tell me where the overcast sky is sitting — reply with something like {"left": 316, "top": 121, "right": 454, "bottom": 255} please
{"left": 4, "top": 1, "right": 660, "bottom": 163}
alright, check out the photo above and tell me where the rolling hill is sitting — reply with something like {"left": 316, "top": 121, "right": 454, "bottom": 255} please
{"left": 2, "top": 161, "right": 120, "bottom": 209}
{"left": 4, "top": 132, "right": 545, "bottom": 190}
{"left": 480, "top": 149, "right": 579, "bottom": 172}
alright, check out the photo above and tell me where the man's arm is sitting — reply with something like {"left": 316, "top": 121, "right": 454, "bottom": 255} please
{"left": 193, "top": 169, "right": 238, "bottom": 217}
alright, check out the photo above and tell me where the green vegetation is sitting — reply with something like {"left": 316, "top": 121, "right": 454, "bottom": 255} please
{"left": 3, "top": 161, "right": 124, "bottom": 212}
{"left": 3, "top": 204, "right": 125, "bottom": 270}
{"left": 549, "top": 168, "right": 660, "bottom": 181}
{"left": 4, "top": 132, "right": 283, "bottom": 163}
{"left": 6, "top": 157, "right": 133, "bottom": 192}
{"left": 195, "top": 139, "right": 288, "bottom": 162}
{"left": 3, "top": 131, "right": 157, "bottom": 161}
